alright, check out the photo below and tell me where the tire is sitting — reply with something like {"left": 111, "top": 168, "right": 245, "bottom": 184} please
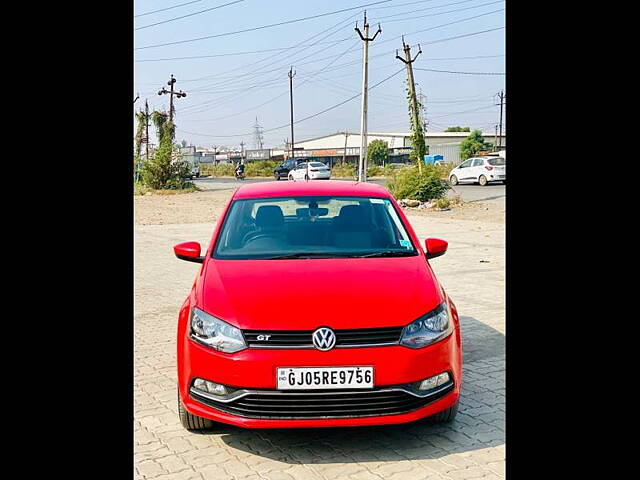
{"left": 178, "top": 389, "right": 214, "bottom": 431}
{"left": 288, "top": 174, "right": 293, "bottom": 181}
{"left": 429, "top": 400, "right": 459, "bottom": 423}
{"left": 450, "top": 175, "right": 458, "bottom": 186}
{"left": 274, "top": 173, "right": 280, "bottom": 181}
{"left": 478, "top": 175, "right": 488, "bottom": 186}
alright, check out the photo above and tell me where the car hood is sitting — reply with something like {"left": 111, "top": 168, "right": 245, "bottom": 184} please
{"left": 198, "top": 257, "right": 443, "bottom": 330}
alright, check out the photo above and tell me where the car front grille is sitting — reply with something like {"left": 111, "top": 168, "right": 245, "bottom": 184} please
{"left": 190, "top": 382, "right": 454, "bottom": 419}
{"left": 242, "top": 326, "right": 404, "bottom": 349}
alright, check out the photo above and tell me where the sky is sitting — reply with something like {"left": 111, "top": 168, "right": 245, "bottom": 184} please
{"left": 134, "top": 0, "right": 505, "bottom": 150}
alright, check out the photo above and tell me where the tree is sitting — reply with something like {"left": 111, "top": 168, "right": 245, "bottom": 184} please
{"left": 140, "top": 109, "right": 190, "bottom": 189}
{"left": 181, "top": 139, "right": 188, "bottom": 148}
{"left": 445, "top": 126, "right": 470, "bottom": 132}
{"left": 367, "top": 139, "right": 389, "bottom": 166}
{"left": 151, "top": 111, "right": 175, "bottom": 146}
{"left": 134, "top": 109, "right": 149, "bottom": 157}
{"left": 140, "top": 141, "right": 191, "bottom": 190}
{"left": 460, "top": 130, "right": 493, "bottom": 160}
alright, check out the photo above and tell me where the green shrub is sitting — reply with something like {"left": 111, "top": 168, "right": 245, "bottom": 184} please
{"left": 141, "top": 143, "right": 193, "bottom": 190}
{"left": 387, "top": 165, "right": 451, "bottom": 202}
{"left": 245, "top": 160, "right": 279, "bottom": 177}
{"left": 367, "top": 165, "right": 383, "bottom": 177}
{"left": 435, "top": 197, "right": 451, "bottom": 209}
{"left": 200, "top": 163, "right": 236, "bottom": 177}
{"left": 331, "top": 164, "right": 356, "bottom": 178}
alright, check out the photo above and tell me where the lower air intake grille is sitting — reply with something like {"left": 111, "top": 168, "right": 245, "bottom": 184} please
{"left": 191, "top": 383, "right": 453, "bottom": 419}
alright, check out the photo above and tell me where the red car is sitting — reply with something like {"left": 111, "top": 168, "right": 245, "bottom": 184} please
{"left": 174, "top": 180, "right": 462, "bottom": 430}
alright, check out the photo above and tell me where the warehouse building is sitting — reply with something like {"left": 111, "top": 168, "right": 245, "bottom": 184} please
{"left": 270, "top": 131, "right": 505, "bottom": 165}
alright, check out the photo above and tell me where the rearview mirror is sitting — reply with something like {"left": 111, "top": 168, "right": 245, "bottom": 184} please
{"left": 425, "top": 238, "right": 448, "bottom": 259}
{"left": 174, "top": 242, "right": 204, "bottom": 263}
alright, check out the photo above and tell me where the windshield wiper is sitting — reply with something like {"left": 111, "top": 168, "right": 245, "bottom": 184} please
{"left": 353, "top": 250, "right": 417, "bottom": 258}
{"left": 262, "top": 252, "right": 352, "bottom": 260}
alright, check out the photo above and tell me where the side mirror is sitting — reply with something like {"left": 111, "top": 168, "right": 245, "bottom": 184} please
{"left": 174, "top": 242, "right": 204, "bottom": 263}
{"left": 425, "top": 238, "right": 448, "bottom": 259}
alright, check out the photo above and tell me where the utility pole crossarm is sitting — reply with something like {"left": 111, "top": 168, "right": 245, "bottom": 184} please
{"left": 158, "top": 74, "right": 187, "bottom": 125}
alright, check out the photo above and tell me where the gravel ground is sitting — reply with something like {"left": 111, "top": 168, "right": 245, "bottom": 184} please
{"left": 134, "top": 189, "right": 504, "bottom": 226}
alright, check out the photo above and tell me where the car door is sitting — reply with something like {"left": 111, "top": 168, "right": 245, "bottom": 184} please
{"left": 470, "top": 158, "right": 485, "bottom": 182}
{"left": 291, "top": 163, "right": 305, "bottom": 180}
{"left": 455, "top": 159, "right": 473, "bottom": 183}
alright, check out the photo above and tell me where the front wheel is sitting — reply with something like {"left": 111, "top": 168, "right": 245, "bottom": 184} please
{"left": 450, "top": 175, "right": 458, "bottom": 186}
{"left": 429, "top": 400, "right": 458, "bottom": 423}
{"left": 178, "top": 389, "right": 214, "bottom": 431}
{"left": 478, "top": 175, "right": 488, "bottom": 186}
{"left": 288, "top": 174, "right": 293, "bottom": 181}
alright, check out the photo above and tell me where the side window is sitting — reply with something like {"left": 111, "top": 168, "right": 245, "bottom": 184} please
{"left": 459, "top": 160, "right": 472, "bottom": 168}
{"left": 472, "top": 159, "right": 484, "bottom": 167}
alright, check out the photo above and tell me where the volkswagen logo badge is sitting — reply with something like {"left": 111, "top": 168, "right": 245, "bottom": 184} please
{"left": 312, "top": 327, "right": 336, "bottom": 351}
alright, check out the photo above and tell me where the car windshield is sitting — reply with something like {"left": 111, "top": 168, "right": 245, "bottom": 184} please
{"left": 213, "top": 195, "right": 418, "bottom": 259}
{"left": 487, "top": 158, "right": 506, "bottom": 166}
{"left": 309, "top": 162, "right": 326, "bottom": 167}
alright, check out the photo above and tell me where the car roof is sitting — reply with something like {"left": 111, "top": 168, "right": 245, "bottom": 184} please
{"left": 233, "top": 180, "right": 391, "bottom": 200}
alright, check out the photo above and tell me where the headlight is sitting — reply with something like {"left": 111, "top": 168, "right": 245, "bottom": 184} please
{"left": 400, "top": 303, "right": 453, "bottom": 348}
{"left": 190, "top": 307, "right": 247, "bottom": 353}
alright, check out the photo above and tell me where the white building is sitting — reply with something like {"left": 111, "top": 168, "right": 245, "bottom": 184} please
{"left": 271, "top": 131, "right": 505, "bottom": 165}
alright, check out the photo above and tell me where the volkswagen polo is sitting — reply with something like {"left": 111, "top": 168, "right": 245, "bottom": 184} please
{"left": 174, "top": 180, "right": 462, "bottom": 430}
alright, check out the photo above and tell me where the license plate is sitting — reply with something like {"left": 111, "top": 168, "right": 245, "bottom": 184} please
{"left": 277, "top": 366, "right": 374, "bottom": 390}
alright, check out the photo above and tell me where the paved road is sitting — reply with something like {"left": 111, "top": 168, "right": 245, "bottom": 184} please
{"left": 193, "top": 177, "right": 505, "bottom": 205}
{"left": 135, "top": 213, "right": 505, "bottom": 480}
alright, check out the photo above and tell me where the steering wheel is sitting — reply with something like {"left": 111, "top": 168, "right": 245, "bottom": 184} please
{"left": 242, "top": 231, "right": 274, "bottom": 245}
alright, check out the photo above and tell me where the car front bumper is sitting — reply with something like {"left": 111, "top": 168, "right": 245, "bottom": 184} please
{"left": 179, "top": 330, "right": 461, "bottom": 428}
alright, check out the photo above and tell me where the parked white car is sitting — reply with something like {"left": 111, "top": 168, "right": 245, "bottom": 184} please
{"left": 449, "top": 156, "right": 506, "bottom": 186}
{"left": 288, "top": 161, "right": 331, "bottom": 181}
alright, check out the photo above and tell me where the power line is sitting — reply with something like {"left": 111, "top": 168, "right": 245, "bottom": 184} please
{"left": 134, "top": 0, "right": 392, "bottom": 50}
{"left": 182, "top": 39, "right": 361, "bottom": 122}
{"left": 421, "top": 25, "right": 504, "bottom": 45}
{"left": 178, "top": 11, "right": 358, "bottom": 88}
{"left": 134, "top": 0, "right": 203, "bottom": 18}
{"left": 135, "top": 0, "right": 244, "bottom": 31}
{"left": 176, "top": 11, "right": 504, "bottom": 101}
{"left": 177, "top": 67, "right": 405, "bottom": 139}
{"left": 134, "top": 40, "right": 349, "bottom": 62}
{"left": 414, "top": 67, "right": 505, "bottom": 75}
{"left": 382, "top": 0, "right": 505, "bottom": 24}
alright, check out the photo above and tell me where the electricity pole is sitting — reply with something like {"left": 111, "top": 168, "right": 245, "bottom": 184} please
{"left": 158, "top": 74, "right": 187, "bottom": 124}
{"left": 396, "top": 37, "right": 423, "bottom": 172}
{"left": 288, "top": 67, "right": 296, "bottom": 160}
{"left": 355, "top": 12, "right": 381, "bottom": 182}
{"left": 494, "top": 124, "right": 498, "bottom": 151}
{"left": 342, "top": 131, "right": 349, "bottom": 165}
{"left": 496, "top": 90, "right": 505, "bottom": 149}
{"left": 145, "top": 99, "right": 150, "bottom": 160}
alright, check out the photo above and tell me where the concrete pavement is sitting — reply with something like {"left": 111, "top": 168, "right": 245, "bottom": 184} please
{"left": 134, "top": 213, "right": 505, "bottom": 480}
